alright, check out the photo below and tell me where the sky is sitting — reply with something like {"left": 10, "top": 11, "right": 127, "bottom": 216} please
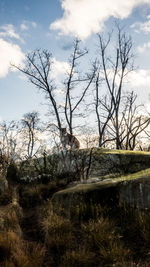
{"left": 1, "top": 0, "right": 150, "bottom": 122}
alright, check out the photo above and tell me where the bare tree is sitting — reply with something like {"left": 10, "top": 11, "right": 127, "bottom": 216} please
{"left": 21, "top": 111, "right": 41, "bottom": 158}
{"left": 141, "top": 127, "right": 150, "bottom": 151}
{"left": 0, "top": 120, "right": 19, "bottom": 160}
{"left": 96, "top": 26, "right": 134, "bottom": 149}
{"left": 64, "top": 39, "right": 96, "bottom": 135}
{"left": 109, "top": 91, "right": 150, "bottom": 150}
{"left": 13, "top": 50, "right": 62, "bottom": 130}
{"left": 79, "top": 125, "right": 98, "bottom": 148}
{"left": 95, "top": 72, "right": 116, "bottom": 147}
{"left": 13, "top": 40, "right": 96, "bottom": 149}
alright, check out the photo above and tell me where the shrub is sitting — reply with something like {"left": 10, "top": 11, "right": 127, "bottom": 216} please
{"left": 72, "top": 202, "right": 103, "bottom": 222}
{"left": 19, "top": 185, "right": 42, "bottom": 208}
{"left": 42, "top": 208, "right": 74, "bottom": 266}
{"left": 115, "top": 206, "right": 150, "bottom": 259}
{"left": 0, "top": 231, "right": 12, "bottom": 262}
{"left": 6, "top": 161, "right": 19, "bottom": 184}
{"left": 0, "top": 189, "right": 12, "bottom": 205}
{"left": 61, "top": 248, "right": 96, "bottom": 267}
{"left": 11, "top": 241, "right": 46, "bottom": 267}
{"left": 43, "top": 209, "right": 73, "bottom": 249}
{"left": 0, "top": 231, "right": 46, "bottom": 266}
{"left": 39, "top": 183, "right": 57, "bottom": 200}
{"left": 82, "top": 217, "right": 131, "bottom": 265}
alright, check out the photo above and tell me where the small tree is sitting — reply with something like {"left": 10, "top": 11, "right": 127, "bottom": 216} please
{"left": 95, "top": 72, "right": 116, "bottom": 147}
{"left": 21, "top": 111, "right": 41, "bottom": 159}
{"left": 95, "top": 26, "right": 134, "bottom": 149}
{"left": 117, "top": 92, "right": 150, "bottom": 150}
{"left": 0, "top": 120, "right": 19, "bottom": 160}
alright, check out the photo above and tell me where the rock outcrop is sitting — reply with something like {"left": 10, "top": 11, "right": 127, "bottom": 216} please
{"left": 18, "top": 148, "right": 150, "bottom": 182}
{"left": 52, "top": 168, "right": 150, "bottom": 210}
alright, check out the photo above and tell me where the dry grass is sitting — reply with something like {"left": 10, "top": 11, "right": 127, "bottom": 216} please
{"left": 0, "top": 231, "right": 46, "bottom": 267}
{"left": 1, "top": 181, "right": 150, "bottom": 266}
{"left": 0, "top": 196, "right": 46, "bottom": 266}
{"left": 0, "top": 188, "right": 13, "bottom": 206}
{"left": 61, "top": 248, "right": 96, "bottom": 267}
{"left": 42, "top": 207, "right": 74, "bottom": 266}
{"left": 82, "top": 217, "right": 131, "bottom": 266}
{"left": 10, "top": 241, "right": 46, "bottom": 267}
{"left": 43, "top": 209, "right": 74, "bottom": 249}
{"left": 19, "top": 182, "right": 59, "bottom": 208}
{"left": 40, "top": 203, "right": 132, "bottom": 266}
{"left": 41, "top": 202, "right": 150, "bottom": 266}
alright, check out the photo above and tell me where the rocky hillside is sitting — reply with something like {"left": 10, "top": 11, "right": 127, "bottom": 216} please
{"left": 1, "top": 149, "right": 150, "bottom": 266}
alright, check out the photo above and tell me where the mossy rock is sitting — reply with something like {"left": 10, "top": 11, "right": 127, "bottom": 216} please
{"left": 89, "top": 148, "right": 150, "bottom": 176}
{"left": 51, "top": 168, "right": 150, "bottom": 212}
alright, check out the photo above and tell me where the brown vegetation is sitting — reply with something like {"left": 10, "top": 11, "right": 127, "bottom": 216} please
{"left": 0, "top": 181, "right": 150, "bottom": 266}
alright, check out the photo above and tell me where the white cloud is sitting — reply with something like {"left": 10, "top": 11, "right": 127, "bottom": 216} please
{"left": 51, "top": 58, "right": 70, "bottom": 79}
{"left": 50, "top": 58, "right": 71, "bottom": 96}
{"left": 50, "top": 0, "right": 150, "bottom": 40}
{"left": 20, "top": 21, "right": 37, "bottom": 31}
{"left": 141, "top": 20, "right": 150, "bottom": 32}
{"left": 145, "top": 102, "right": 150, "bottom": 112}
{"left": 31, "top": 22, "right": 37, "bottom": 28}
{"left": 130, "top": 13, "right": 150, "bottom": 34}
{"left": 20, "top": 23, "right": 29, "bottom": 31}
{"left": 127, "top": 69, "right": 150, "bottom": 88}
{"left": 131, "top": 20, "right": 150, "bottom": 33}
{"left": 0, "top": 24, "right": 22, "bottom": 41}
{"left": 137, "top": 42, "right": 150, "bottom": 53}
{"left": 102, "top": 68, "right": 150, "bottom": 96}
{"left": 131, "top": 15, "right": 150, "bottom": 53}
{"left": 54, "top": 89, "right": 65, "bottom": 95}
{"left": 0, "top": 38, "right": 25, "bottom": 78}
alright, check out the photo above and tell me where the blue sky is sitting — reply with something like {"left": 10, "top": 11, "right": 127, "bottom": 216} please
{"left": 1, "top": 0, "right": 150, "bottom": 122}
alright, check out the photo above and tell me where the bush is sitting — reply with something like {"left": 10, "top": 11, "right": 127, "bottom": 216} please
{"left": 115, "top": 206, "right": 150, "bottom": 259}
{"left": 0, "top": 198, "right": 45, "bottom": 267}
{"left": 0, "top": 231, "right": 46, "bottom": 266}
{"left": 61, "top": 248, "right": 96, "bottom": 267}
{"left": 39, "top": 182, "right": 58, "bottom": 200}
{"left": 82, "top": 217, "right": 131, "bottom": 265}
{"left": 43, "top": 209, "right": 73, "bottom": 249}
{"left": 6, "top": 161, "right": 19, "bottom": 184}
{"left": 19, "top": 186, "right": 42, "bottom": 208}
{"left": 0, "top": 189, "right": 12, "bottom": 205}
{"left": 41, "top": 203, "right": 131, "bottom": 267}
{"left": 42, "top": 208, "right": 74, "bottom": 266}
{"left": 18, "top": 182, "right": 59, "bottom": 208}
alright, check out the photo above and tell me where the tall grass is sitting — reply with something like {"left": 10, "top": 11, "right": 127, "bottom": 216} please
{"left": 41, "top": 201, "right": 150, "bottom": 266}
{"left": 1, "top": 182, "right": 150, "bottom": 266}
{"left": 0, "top": 197, "right": 46, "bottom": 266}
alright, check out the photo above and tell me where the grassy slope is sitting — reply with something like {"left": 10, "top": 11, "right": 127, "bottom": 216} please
{"left": 53, "top": 168, "right": 150, "bottom": 196}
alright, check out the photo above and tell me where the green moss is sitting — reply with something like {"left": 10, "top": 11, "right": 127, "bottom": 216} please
{"left": 116, "top": 168, "right": 150, "bottom": 182}
{"left": 53, "top": 168, "right": 150, "bottom": 197}
{"left": 94, "top": 148, "right": 150, "bottom": 155}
